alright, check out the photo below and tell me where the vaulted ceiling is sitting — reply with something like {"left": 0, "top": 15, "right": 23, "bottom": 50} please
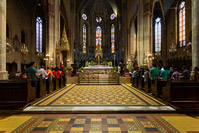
{"left": 76, "top": 0, "right": 121, "bottom": 16}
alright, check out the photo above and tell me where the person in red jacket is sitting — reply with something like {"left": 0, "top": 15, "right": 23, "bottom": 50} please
{"left": 53, "top": 67, "right": 62, "bottom": 88}
{"left": 53, "top": 67, "right": 61, "bottom": 79}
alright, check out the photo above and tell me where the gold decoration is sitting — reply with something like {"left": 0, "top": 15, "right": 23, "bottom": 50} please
{"left": 57, "top": 25, "right": 70, "bottom": 52}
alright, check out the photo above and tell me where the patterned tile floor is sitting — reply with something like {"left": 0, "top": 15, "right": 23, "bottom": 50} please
{"left": 0, "top": 114, "right": 199, "bottom": 132}
{"left": 32, "top": 84, "right": 165, "bottom": 106}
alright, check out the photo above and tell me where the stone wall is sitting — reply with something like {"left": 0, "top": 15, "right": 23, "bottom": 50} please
{"left": 166, "top": 0, "right": 192, "bottom": 69}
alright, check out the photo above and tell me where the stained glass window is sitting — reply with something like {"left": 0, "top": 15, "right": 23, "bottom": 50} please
{"left": 155, "top": 17, "right": 161, "bottom": 52}
{"left": 82, "top": 14, "right": 87, "bottom": 20}
{"left": 179, "top": 1, "right": 186, "bottom": 47}
{"left": 96, "top": 26, "right": 102, "bottom": 50}
{"left": 111, "top": 24, "right": 115, "bottom": 53}
{"left": 36, "top": 17, "right": 43, "bottom": 52}
{"left": 110, "top": 13, "right": 115, "bottom": 20}
{"left": 83, "top": 24, "right": 86, "bottom": 53}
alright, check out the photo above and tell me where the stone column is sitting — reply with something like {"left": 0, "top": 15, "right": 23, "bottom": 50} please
{"left": 192, "top": 0, "right": 199, "bottom": 68}
{"left": 0, "top": 0, "right": 8, "bottom": 80}
{"left": 121, "top": 1, "right": 128, "bottom": 63}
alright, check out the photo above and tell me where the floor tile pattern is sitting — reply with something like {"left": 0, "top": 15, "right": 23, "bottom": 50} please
{"left": 0, "top": 114, "right": 183, "bottom": 132}
{"left": 33, "top": 84, "right": 165, "bottom": 106}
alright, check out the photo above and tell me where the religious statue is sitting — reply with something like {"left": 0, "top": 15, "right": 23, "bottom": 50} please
{"left": 95, "top": 43, "right": 103, "bottom": 61}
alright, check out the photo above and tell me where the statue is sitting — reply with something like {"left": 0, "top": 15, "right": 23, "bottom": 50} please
{"left": 95, "top": 43, "right": 103, "bottom": 60}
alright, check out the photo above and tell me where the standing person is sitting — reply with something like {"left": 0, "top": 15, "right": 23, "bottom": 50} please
{"left": 160, "top": 66, "right": 170, "bottom": 80}
{"left": 149, "top": 64, "right": 159, "bottom": 84}
{"left": 26, "top": 61, "right": 41, "bottom": 98}
{"left": 53, "top": 67, "right": 61, "bottom": 87}
{"left": 46, "top": 67, "right": 54, "bottom": 81}
{"left": 132, "top": 68, "right": 137, "bottom": 86}
{"left": 144, "top": 68, "right": 151, "bottom": 91}
{"left": 172, "top": 68, "right": 180, "bottom": 80}
{"left": 143, "top": 68, "right": 149, "bottom": 82}
{"left": 37, "top": 66, "right": 48, "bottom": 84}
{"left": 182, "top": 66, "right": 190, "bottom": 80}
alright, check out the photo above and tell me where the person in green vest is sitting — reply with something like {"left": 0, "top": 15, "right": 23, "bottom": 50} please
{"left": 160, "top": 66, "right": 170, "bottom": 80}
{"left": 26, "top": 61, "right": 41, "bottom": 98}
{"left": 149, "top": 63, "right": 159, "bottom": 84}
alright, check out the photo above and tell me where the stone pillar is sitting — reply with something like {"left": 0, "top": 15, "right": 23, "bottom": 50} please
{"left": 137, "top": 0, "right": 144, "bottom": 66}
{"left": 192, "top": 0, "right": 199, "bottom": 68}
{"left": 121, "top": 1, "right": 128, "bottom": 63}
{"left": 0, "top": 0, "right": 8, "bottom": 80}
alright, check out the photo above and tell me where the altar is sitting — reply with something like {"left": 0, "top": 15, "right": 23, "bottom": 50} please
{"left": 84, "top": 65, "right": 113, "bottom": 74}
{"left": 79, "top": 65, "right": 119, "bottom": 84}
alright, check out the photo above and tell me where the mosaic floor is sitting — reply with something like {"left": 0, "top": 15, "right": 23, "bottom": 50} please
{"left": 24, "top": 84, "right": 174, "bottom": 112}
{"left": 32, "top": 84, "right": 165, "bottom": 106}
{"left": 1, "top": 114, "right": 199, "bottom": 132}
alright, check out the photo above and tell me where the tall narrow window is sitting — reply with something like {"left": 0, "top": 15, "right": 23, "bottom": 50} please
{"left": 21, "top": 30, "right": 25, "bottom": 44}
{"left": 111, "top": 24, "right": 115, "bottom": 53}
{"left": 83, "top": 24, "right": 86, "bottom": 53}
{"left": 96, "top": 26, "right": 102, "bottom": 50}
{"left": 179, "top": 1, "right": 186, "bottom": 47}
{"left": 36, "top": 17, "right": 43, "bottom": 52}
{"left": 155, "top": 17, "right": 161, "bottom": 52}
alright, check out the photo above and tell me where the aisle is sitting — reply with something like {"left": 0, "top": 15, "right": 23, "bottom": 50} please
{"left": 24, "top": 84, "right": 174, "bottom": 112}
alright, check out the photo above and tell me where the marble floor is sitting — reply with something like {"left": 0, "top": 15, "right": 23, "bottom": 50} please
{"left": 24, "top": 84, "right": 174, "bottom": 112}
{"left": 0, "top": 114, "right": 199, "bottom": 132}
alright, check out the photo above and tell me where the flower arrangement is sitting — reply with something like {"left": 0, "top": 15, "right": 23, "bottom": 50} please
{"left": 64, "top": 66, "right": 71, "bottom": 72}
{"left": 128, "top": 66, "right": 133, "bottom": 72}
{"left": 80, "top": 67, "right": 85, "bottom": 71}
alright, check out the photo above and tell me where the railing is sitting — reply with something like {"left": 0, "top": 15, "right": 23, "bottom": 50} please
{"left": 79, "top": 69, "right": 119, "bottom": 84}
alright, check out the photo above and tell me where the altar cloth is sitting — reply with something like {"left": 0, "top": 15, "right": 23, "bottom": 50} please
{"left": 85, "top": 66, "right": 113, "bottom": 69}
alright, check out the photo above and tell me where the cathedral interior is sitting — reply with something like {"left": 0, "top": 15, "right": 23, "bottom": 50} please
{"left": 0, "top": 0, "right": 199, "bottom": 132}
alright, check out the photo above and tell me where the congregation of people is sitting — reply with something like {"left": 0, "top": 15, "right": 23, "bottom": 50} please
{"left": 24, "top": 61, "right": 64, "bottom": 98}
{"left": 122, "top": 63, "right": 199, "bottom": 91}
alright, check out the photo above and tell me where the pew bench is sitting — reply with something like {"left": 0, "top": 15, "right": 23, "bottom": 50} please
{"left": 152, "top": 77, "right": 167, "bottom": 97}
{"left": 163, "top": 79, "right": 199, "bottom": 108}
{"left": 0, "top": 78, "right": 35, "bottom": 109}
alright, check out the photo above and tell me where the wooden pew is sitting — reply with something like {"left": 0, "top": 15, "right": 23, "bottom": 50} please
{"left": 143, "top": 77, "right": 150, "bottom": 93}
{"left": 152, "top": 76, "right": 167, "bottom": 97}
{"left": 60, "top": 75, "right": 64, "bottom": 88}
{"left": 37, "top": 75, "right": 46, "bottom": 98}
{"left": 0, "top": 78, "right": 35, "bottom": 109}
{"left": 162, "top": 79, "right": 199, "bottom": 108}
{"left": 46, "top": 74, "right": 54, "bottom": 94}
{"left": 134, "top": 72, "right": 138, "bottom": 87}
{"left": 53, "top": 74, "right": 59, "bottom": 90}
{"left": 63, "top": 72, "right": 66, "bottom": 87}
{"left": 138, "top": 72, "right": 144, "bottom": 90}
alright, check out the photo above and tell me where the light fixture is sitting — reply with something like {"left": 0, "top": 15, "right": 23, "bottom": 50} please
{"left": 21, "top": 44, "right": 28, "bottom": 57}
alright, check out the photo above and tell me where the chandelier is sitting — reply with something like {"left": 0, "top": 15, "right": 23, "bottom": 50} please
{"left": 21, "top": 44, "right": 28, "bottom": 57}
{"left": 169, "top": 43, "right": 177, "bottom": 56}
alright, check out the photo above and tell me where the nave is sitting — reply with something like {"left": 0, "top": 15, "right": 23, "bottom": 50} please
{"left": 0, "top": 84, "right": 199, "bottom": 132}
{"left": 24, "top": 84, "right": 173, "bottom": 112}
